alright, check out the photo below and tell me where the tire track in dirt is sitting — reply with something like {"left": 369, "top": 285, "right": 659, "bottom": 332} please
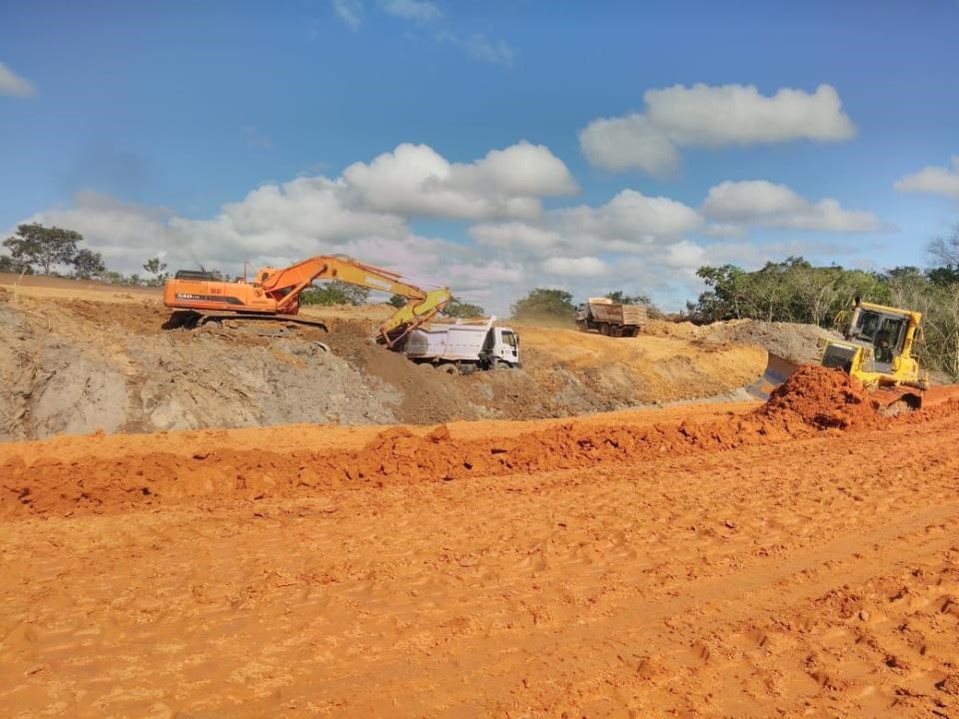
{"left": 2, "top": 400, "right": 959, "bottom": 716}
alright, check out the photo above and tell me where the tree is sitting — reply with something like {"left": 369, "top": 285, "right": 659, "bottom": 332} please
{"left": 300, "top": 280, "right": 371, "bottom": 306}
{"left": 605, "top": 290, "right": 652, "bottom": 306}
{"left": 387, "top": 294, "right": 407, "bottom": 309}
{"left": 928, "top": 223, "right": 959, "bottom": 269}
{"left": 72, "top": 249, "right": 106, "bottom": 279}
{"left": 3, "top": 223, "right": 81, "bottom": 274}
{"left": 143, "top": 256, "right": 167, "bottom": 276}
{"left": 0, "top": 254, "right": 32, "bottom": 274}
{"left": 511, "top": 288, "right": 575, "bottom": 323}
{"left": 444, "top": 296, "right": 485, "bottom": 319}
{"left": 605, "top": 289, "right": 662, "bottom": 319}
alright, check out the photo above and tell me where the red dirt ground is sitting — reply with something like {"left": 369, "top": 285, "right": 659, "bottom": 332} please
{"left": 2, "top": 376, "right": 959, "bottom": 717}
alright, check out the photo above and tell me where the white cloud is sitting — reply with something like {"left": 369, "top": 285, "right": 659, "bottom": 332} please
{"left": 332, "top": 0, "right": 364, "bottom": 29}
{"left": 14, "top": 142, "right": 574, "bottom": 310}
{"left": 0, "top": 62, "right": 36, "bottom": 97}
{"left": 14, "top": 139, "right": 882, "bottom": 315}
{"left": 579, "top": 115, "right": 679, "bottom": 177}
{"left": 662, "top": 240, "right": 707, "bottom": 270}
{"left": 580, "top": 83, "right": 856, "bottom": 176}
{"left": 380, "top": 0, "right": 442, "bottom": 22}
{"left": 342, "top": 141, "right": 577, "bottom": 220}
{"left": 542, "top": 256, "right": 608, "bottom": 277}
{"left": 894, "top": 156, "right": 959, "bottom": 199}
{"left": 471, "top": 189, "right": 703, "bottom": 258}
{"left": 701, "top": 180, "right": 880, "bottom": 232}
{"left": 462, "top": 33, "right": 514, "bottom": 67}
{"left": 469, "top": 222, "right": 563, "bottom": 252}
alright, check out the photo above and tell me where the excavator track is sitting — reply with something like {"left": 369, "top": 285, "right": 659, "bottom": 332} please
{"left": 164, "top": 310, "right": 330, "bottom": 341}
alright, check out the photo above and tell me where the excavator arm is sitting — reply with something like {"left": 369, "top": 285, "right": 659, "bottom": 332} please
{"left": 164, "top": 255, "right": 450, "bottom": 346}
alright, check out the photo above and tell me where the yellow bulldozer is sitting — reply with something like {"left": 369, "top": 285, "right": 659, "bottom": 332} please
{"left": 821, "top": 298, "right": 929, "bottom": 409}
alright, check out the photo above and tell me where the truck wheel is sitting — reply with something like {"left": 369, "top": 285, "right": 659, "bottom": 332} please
{"left": 492, "top": 359, "right": 508, "bottom": 370}
{"left": 439, "top": 363, "right": 459, "bottom": 375}
{"left": 600, "top": 323, "right": 610, "bottom": 336}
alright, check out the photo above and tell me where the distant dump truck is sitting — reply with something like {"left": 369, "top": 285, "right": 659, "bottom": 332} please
{"left": 403, "top": 317, "right": 521, "bottom": 374}
{"left": 575, "top": 297, "right": 648, "bottom": 337}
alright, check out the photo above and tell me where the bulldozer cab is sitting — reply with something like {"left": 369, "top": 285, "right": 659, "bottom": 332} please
{"left": 845, "top": 306, "right": 909, "bottom": 373}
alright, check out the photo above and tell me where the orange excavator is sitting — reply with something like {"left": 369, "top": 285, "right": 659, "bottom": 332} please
{"left": 163, "top": 255, "right": 451, "bottom": 347}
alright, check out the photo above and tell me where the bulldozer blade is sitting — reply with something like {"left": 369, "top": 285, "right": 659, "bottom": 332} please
{"left": 873, "top": 386, "right": 923, "bottom": 417}
{"left": 745, "top": 353, "right": 801, "bottom": 400}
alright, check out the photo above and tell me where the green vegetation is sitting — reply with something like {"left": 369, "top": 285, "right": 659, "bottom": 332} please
{"left": 143, "top": 257, "right": 169, "bottom": 286}
{"left": 443, "top": 296, "right": 485, "bottom": 319}
{"left": 688, "top": 226, "right": 959, "bottom": 377}
{"left": 605, "top": 289, "right": 662, "bottom": 319}
{"left": 511, "top": 288, "right": 576, "bottom": 324}
{"left": 72, "top": 248, "right": 107, "bottom": 279}
{"left": 690, "top": 258, "right": 888, "bottom": 325}
{"left": 2, "top": 223, "right": 106, "bottom": 279}
{"left": 300, "top": 280, "right": 371, "bottom": 306}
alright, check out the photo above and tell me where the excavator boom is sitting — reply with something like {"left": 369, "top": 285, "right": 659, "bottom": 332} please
{"left": 164, "top": 255, "right": 450, "bottom": 344}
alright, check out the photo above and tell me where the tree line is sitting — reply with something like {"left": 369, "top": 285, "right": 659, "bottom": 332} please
{"left": 10, "top": 220, "right": 959, "bottom": 375}
{"left": 510, "top": 288, "right": 660, "bottom": 325}
{"left": 686, "top": 225, "right": 959, "bottom": 377}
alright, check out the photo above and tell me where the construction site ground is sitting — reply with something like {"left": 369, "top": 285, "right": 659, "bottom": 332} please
{"left": 2, "top": 274, "right": 959, "bottom": 717}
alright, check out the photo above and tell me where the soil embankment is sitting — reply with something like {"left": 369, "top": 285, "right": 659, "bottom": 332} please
{"left": 0, "top": 365, "right": 951, "bottom": 519}
{"left": 0, "top": 279, "right": 775, "bottom": 440}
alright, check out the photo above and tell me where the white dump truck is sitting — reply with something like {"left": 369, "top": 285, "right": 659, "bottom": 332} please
{"left": 402, "top": 317, "right": 521, "bottom": 374}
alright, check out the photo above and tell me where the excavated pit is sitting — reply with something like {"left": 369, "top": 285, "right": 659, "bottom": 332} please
{"left": 0, "top": 283, "right": 777, "bottom": 440}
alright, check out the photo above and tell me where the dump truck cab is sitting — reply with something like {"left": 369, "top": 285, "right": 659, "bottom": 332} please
{"left": 821, "top": 299, "right": 928, "bottom": 391}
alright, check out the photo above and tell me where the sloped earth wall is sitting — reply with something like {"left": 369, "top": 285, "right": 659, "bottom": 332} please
{"left": 1, "top": 293, "right": 778, "bottom": 441}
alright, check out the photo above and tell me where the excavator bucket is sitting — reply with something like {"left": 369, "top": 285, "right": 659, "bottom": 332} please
{"left": 745, "top": 353, "right": 801, "bottom": 400}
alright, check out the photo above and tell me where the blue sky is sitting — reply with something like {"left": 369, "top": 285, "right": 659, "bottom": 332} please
{"left": 2, "top": 0, "right": 958, "bottom": 312}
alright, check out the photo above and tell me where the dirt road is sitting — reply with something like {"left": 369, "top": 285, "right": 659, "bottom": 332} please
{"left": 2, "top": 371, "right": 958, "bottom": 717}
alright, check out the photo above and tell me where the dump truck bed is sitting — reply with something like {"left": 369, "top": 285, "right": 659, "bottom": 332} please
{"left": 589, "top": 302, "right": 648, "bottom": 327}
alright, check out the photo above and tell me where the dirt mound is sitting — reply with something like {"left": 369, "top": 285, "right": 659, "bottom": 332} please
{"left": 759, "top": 365, "right": 880, "bottom": 429}
{"left": 5, "top": 370, "right": 937, "bottom": 519}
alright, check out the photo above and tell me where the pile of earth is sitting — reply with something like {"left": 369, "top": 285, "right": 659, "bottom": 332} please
{"left": 758, "top": 365, "right": 880, "bottom": 429}
{"left": 2, "top": 365, "right": 934, "bottom": 520}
